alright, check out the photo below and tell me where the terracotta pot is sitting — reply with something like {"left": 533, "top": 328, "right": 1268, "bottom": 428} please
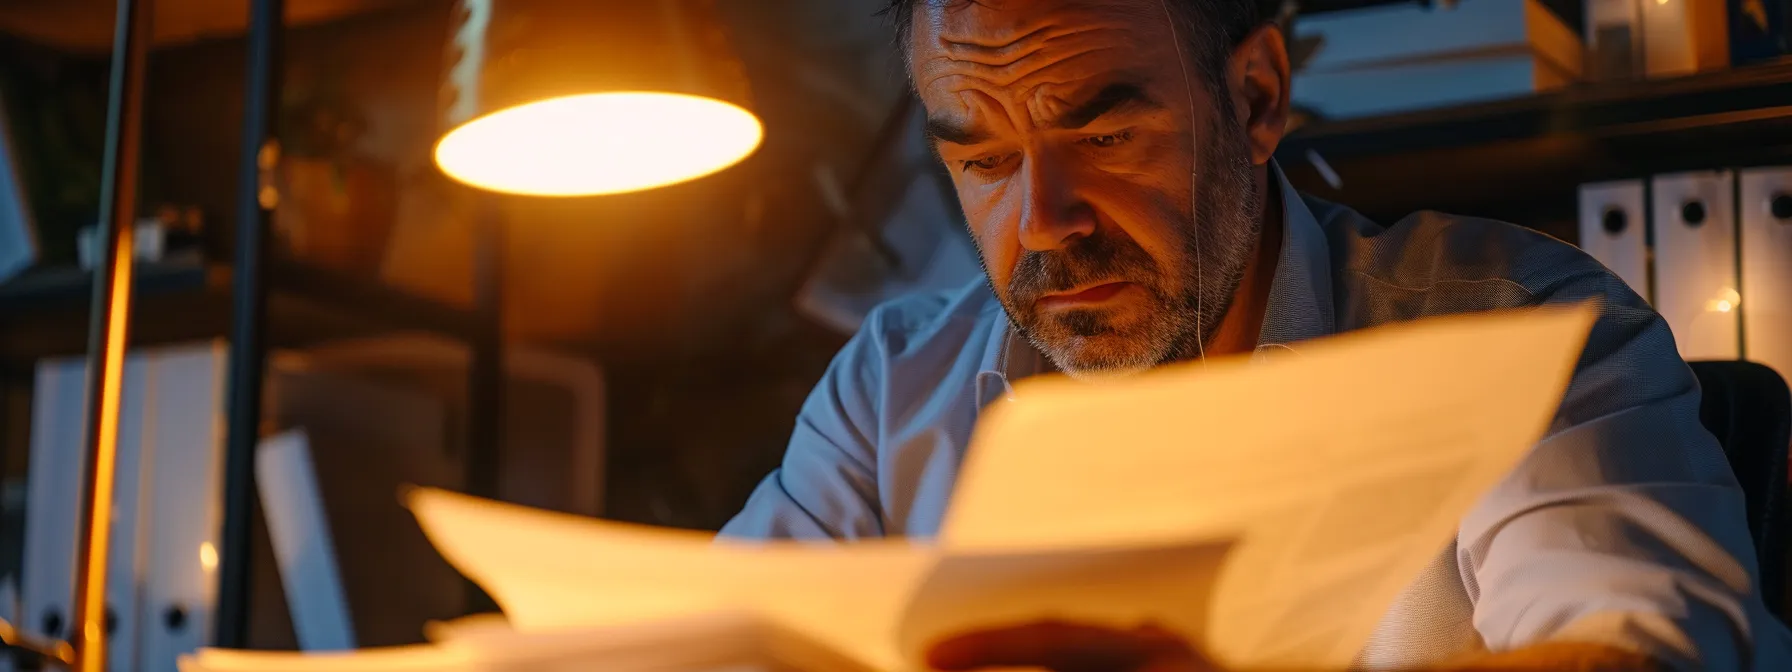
{"left": 274, "top": 155, "right": 398, "bottom": 275}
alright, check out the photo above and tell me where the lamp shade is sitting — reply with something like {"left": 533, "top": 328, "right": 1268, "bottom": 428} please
{"left": 436, "top": 0, "right": 762, "bottom": 196}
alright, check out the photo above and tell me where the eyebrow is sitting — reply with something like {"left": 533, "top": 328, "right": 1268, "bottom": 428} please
{"left": 1050, "top": 82, "right": 1160, "bottom": 130}
{"left": 924, "top": 81, "right": 1160, "bottom": 147}
{"left": 925, "top": 116, "right": 990, "bottom": 147}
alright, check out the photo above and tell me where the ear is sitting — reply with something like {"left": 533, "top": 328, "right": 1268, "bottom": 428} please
{"left": 1225, "top": 25, "right": 1291, "bottom": 166}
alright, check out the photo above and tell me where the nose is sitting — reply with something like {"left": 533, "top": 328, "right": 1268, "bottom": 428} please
{"left": 1016, "top": 151, "right": 1096, "bottom": 252}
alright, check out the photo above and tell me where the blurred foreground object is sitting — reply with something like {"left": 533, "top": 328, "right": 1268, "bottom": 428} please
{"left": 183, "top": 304, "right": 1597, "bottom": 671}
{"left": 434, "top": 0, "right": 761, "bottom": 197}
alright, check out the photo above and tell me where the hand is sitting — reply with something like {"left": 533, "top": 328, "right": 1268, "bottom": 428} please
{"left": 926, "top": 620, "right": 1221, "bottom": 672}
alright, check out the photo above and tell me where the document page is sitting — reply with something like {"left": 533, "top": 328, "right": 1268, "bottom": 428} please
{"left": 181, "top": 612, "right": 872, "bottom": 672}
{"left": 369, "top": 304, "right": 1594, "bottom": 672}
{"left": 406, "top": 489, "right": 1237, "bottom": 672}
{"left": 895, "top": 540, "right": 1234, "bottom": 666}
{"left": 406, "top": 489, "right": 931, "bottom": 670}
{"left": 942, "top": 303, "right": 1598, "bottom": 669}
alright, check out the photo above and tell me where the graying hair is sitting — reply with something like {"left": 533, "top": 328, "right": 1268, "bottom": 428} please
{"left": 877, "top": 0, "right": 1275, "bottom": 97}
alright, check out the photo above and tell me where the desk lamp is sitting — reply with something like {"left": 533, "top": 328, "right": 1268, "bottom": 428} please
{"left": 435, "top": 0, "right": 763, "bottom": 196}
{"left": 430, "top": 0, "right": 761, "bottom": 529}
{"left": 428, "top": 0, "right": 762, "bottom": 532}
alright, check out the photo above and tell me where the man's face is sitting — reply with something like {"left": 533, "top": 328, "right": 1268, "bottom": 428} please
{"left": 911, "top": 0, "right": 1262, "bottom": 377}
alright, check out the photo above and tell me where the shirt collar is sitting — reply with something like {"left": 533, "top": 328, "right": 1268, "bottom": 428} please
{"left": 1254, "top": 161, "right": 1337, "bottom": 355}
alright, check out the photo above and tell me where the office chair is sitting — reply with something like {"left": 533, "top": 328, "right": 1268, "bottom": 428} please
{"left": 1689, "top": 360, "right": 1791, "bottom": 618}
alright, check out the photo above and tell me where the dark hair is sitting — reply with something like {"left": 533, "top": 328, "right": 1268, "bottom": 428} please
{"left": 879, "top": 0, "right": 1273, "bottom": 97}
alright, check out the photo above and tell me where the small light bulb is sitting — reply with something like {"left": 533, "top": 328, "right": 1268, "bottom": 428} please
{"left": 200, "top": 542, "right": 219, "bottom": 571}
{"left": 1717, "top": 300, "right": 1734, "bottom": 313}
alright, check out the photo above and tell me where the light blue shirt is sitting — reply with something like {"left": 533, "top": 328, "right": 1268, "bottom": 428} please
{"left": 723, "top": 170, "right": 1792, "bottom": 669}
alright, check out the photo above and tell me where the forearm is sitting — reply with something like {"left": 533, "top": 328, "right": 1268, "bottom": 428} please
{"left": 1429, "top": 642, "right": 1665, "bottom": 672}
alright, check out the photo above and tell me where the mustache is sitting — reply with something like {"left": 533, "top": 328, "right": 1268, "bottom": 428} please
{"left": 1009, "top": 231, "right": 1159, "bottom": 304}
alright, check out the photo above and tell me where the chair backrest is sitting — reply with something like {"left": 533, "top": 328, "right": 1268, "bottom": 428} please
{"left": 1689, "top": 360, "right": 1791, "bottom": 617}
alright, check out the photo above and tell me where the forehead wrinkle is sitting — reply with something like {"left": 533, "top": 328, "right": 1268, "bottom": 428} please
{"left": 924, "top": 42, "right": 1124, "bottom": 91}
{"left": 939, "top": 19, "right": 1132, "bottom": 71}
{"left": 928, "top": 86, "right": 1019, "bottom": 142}
{"left": 1027, "top": 88, "right": 1074, "bottom": 128}
{"left": 915, "top": 2, "right": 1185, "bottom": 143}
{"left": 927, "top": 47, "right": 1147, "bottom": 139}
{"left": 937, "top": 22, "right": 1117, "bottom": 66}
{"left": 939, "top": 20, "right": 1057, "bottom": 50}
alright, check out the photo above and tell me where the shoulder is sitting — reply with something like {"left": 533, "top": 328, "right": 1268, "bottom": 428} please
{"left": 1305, "top": 195, "right": 1688, "bottom": 427}
{"left": 1307, "top": 195, "right": 1643, "bottom": 313}
{"left": 818, "top": 278, "right": 1006, "bottom": 408}
{"left": 856, "top": 277, "right": 1005, "bottom": 360}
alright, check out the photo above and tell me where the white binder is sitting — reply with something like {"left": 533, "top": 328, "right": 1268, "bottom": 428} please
{"left": 135, "top": 346, "right": 228, "bottom": 671}
{"left": 1652, "top": 170, "right": 1740, "bottom": 359}
{"left": 21, "top": 344, "right": 226, "bottom": 672}
{"left": 21, "top": 356, "right": 146, "bottom": 672}
{"left": 1577, "top": 180, "right": 1650, "bottom": 302}
{"left": 1739, "top": 167, "right": 1792, "bottom": 378}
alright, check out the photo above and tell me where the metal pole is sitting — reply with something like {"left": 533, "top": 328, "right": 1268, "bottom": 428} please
{"left": 463, "top": 198, "right": 504, "bottom": 615}
{"left": 70, "top": 0, "right": 153, "bottom": 668}
{"left": 214, "top": 0, "right": 284, "bottom": 648}
{"left": 467, "top": 201, "right": 504, "bottom": 497}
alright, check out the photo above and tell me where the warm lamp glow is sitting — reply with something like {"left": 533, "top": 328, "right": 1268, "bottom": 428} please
{"left": 1707, "top": 287, "right": 1742, "bottom": 313}
{"left": 435, "top": 92, "right": 763, "bottom": 197}
{"left": 199, "top": 542, "right": 219, "bottom": 572}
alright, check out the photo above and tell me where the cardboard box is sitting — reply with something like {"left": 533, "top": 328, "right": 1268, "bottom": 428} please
{"left": 1292, "top": 0, "right": 1583, "bottom": 118}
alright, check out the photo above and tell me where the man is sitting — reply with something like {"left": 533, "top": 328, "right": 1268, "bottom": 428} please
{"left": 725, "top": 0, "right": 1791, "bottom": 669}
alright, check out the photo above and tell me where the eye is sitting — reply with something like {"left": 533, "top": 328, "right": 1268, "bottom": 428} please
{"left": 1082, "top": 130, "right": 1134, "bottom": 148}
{"left": 961, "top": 153, "right": 1012, "bottom": 174}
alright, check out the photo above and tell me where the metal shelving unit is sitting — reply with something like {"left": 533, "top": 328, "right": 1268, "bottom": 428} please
{"left": 0, "top": 0, "right": 504, "bottom": 657}
{"left": 1276, "top": 61, "right": 1792, "bottom": 230}
{"left": 0, "top": 261, "right": 481, "bottom": 363}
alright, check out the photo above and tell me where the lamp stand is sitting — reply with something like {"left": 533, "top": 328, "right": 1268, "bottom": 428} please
{"left": 69, "top": 0, "right": 155, "bottom": 669}
{"left": 0, "top": 1, "right": 151, "bottom": 668}
{"left": 214, "top": 0, "right": 285, "bottom": 649}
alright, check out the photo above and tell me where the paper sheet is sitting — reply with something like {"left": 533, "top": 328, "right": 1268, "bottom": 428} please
{"left": 895, "top": 540, "right": 1233, "bottom": 665}
{"left": 182, "top": 612, "right": 869, "bottom": 672}
{"left": 181, "top": 645, "right": 468, "bottom": 672}
{"left": 944, "top": 303, "right": 1598, "bottom": 668}
{"left": 407, "top": 490, "right": 930, "bottom": 670}
{"left": 387, "top": 303, "right": 1595, "bottom": 671}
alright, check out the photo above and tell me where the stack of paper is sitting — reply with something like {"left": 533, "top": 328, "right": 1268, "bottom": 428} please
{"left": 181, "top": 304, "right": 1597, "bottom": 672}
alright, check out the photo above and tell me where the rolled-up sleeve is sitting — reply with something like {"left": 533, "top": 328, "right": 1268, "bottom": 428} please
{"left": 1460, "top": 276, "right": 1788, "bottom": 669}
{"left": 720, "top": 310, "right": 889, "bottom": 540}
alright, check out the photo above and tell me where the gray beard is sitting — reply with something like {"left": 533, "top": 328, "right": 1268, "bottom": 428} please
{"left": 1168, "top": 124, "right": 1263, "bottom": 362}
{"left": 986, "top": 122, "right": 1263, "bottom": 378}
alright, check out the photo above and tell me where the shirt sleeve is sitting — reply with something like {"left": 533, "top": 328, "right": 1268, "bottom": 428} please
{"left": 719, "top": 310, "right": 889, "bottom": 540}
{"left": 1460, "top": 272, "right": 1783, "bottom": 670}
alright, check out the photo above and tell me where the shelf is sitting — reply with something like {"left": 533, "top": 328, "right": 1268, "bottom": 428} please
{"left": 0, "top": 259, "right": 479, "bottom": 363}
{"left": 1283, "top": 62, "right": 1792, "bottom": 159}
{"left": 1274, "top": 62, "right": 1792, "bottom": 227}
{"left": 1298, "top": 0, "right": 1426, "bottom": 15}
{"left": 0, "top": 0, "right": 425, "bottom": 51}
